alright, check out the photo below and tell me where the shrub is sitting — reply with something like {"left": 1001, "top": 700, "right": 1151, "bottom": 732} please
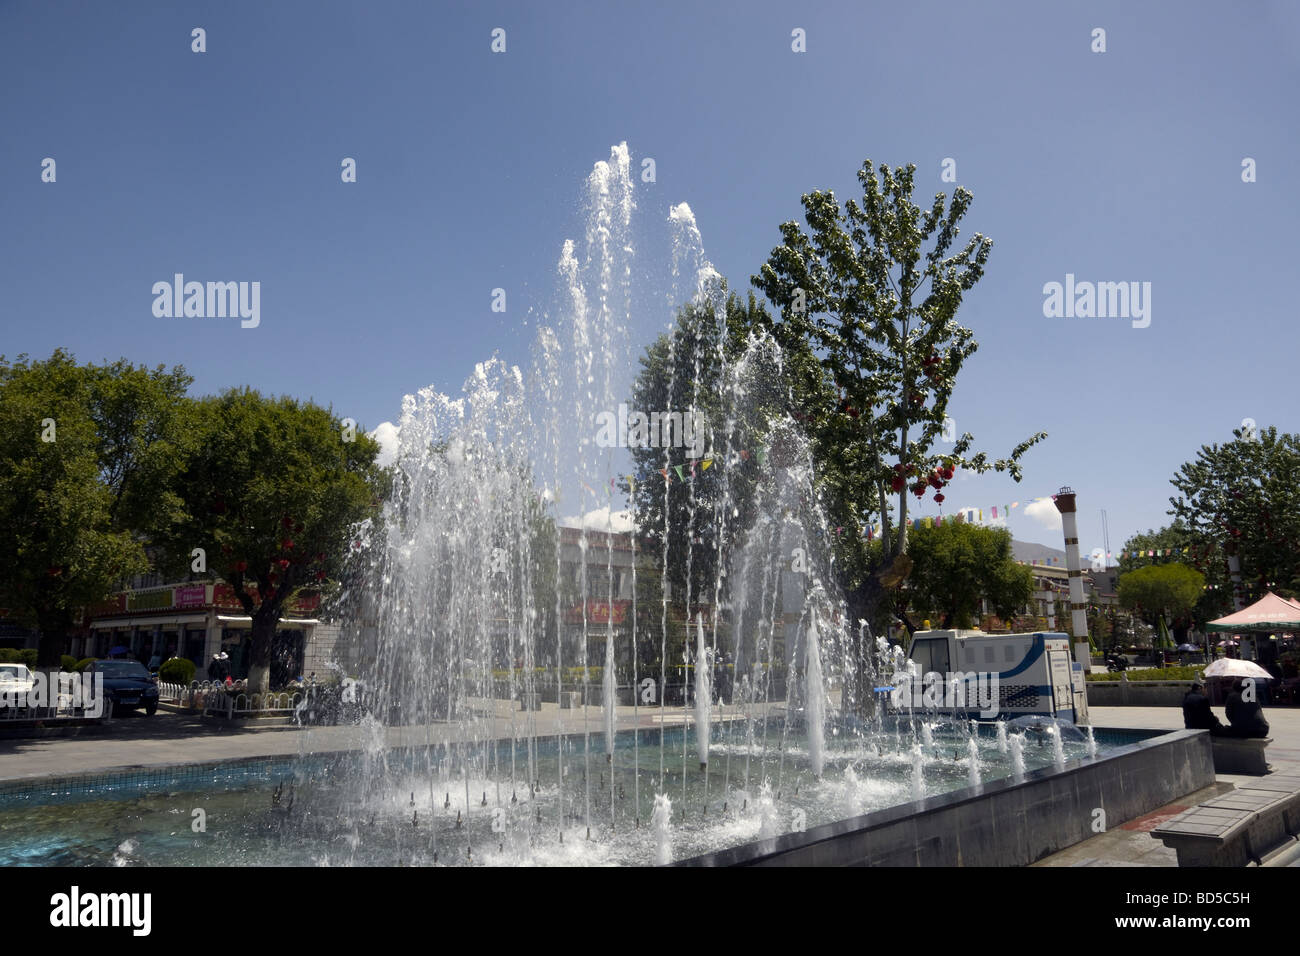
{"left": 74, "top": 658, "right": 95, "bottom": 672}
{"left": 159, "top": 658, "right": 196, "bottom": 685}
{"left": 0, "top": 648, "right": 38, "bottom": 667}
{"left": 61, "top": 655, "right": 78, "bottom": 672}
{"left": 1087, "top": 665, "right": 1204, "bottom": 682}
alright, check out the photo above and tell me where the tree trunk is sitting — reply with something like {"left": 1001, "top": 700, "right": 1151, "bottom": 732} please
{"left": 247, "top": 613, "right": 277, "bottom": 695}
{"left": 36, "top": 610, "right": 70, "bottom": 668}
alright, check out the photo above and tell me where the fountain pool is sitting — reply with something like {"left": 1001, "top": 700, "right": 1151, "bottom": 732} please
{"left": 0, "top": 720, "right": 1154, "bottom": 867}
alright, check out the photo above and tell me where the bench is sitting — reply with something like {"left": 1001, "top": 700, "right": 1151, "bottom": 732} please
{"left": 1152, "top": 774, "right": 1300, "bottom": 866}
{"left": 1212, "top": 736, "right": 1271, "bottom": 775}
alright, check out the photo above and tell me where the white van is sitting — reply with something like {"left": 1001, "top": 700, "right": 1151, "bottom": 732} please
{"left": 902, "top": 629, "right": 1081, "bottom": 722}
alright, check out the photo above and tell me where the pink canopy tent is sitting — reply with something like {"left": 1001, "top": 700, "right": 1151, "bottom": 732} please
{"left": 1205, "top": 591, "right": 1300, "bottom": 632}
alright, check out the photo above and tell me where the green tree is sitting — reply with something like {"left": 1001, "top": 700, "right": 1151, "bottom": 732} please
{"left": 157, "top": 389, "right": 389, "bottom": 694}
{"left": 901, "top": 522, "right": 1034, "bottom": 629}
{"left": 0, "top": 351, "right": 192, "bottom": 666}
{"left": 1118, "top": 563, "right": 1206, "bottom": 644}
{"left": 1168, "top": 425, "right": 1300, "bottom": 607}
{"left": 626, "top": 291, "right": 798, "bottom": 602}
{"left": 750, "top": 160, "right": 1046, "bottom": 630}
{"left": 1116, "top": 520, "right": 1224, "bottom": 633}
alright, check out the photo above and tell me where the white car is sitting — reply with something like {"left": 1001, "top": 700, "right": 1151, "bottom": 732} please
{"left": 0, "top": 663, "right": 35, "bottom": 712}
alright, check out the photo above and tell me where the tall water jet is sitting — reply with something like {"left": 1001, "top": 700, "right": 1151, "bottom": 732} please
{"left": 1009, "top": 733, "right": 1026, "bottom": 780}
{"left": 921, "top": 722, "right": 934, "bottom": 748}
{"left": 694, "top": 614, "right": 710, "bottom": 771}
{"left": 602, "top": 628, "right": 617, "bottom": 761}
{"left": 1085, "top": 725, "right": 1098, "bottom": 758}
{"left": 967, "top": 736, "right": 981, "bottom": 788}
{"left": 804, "top": 612, "right": 826, "bottom": 778}
{"left": 910, "top": 743, "right": 925, "bottom": 801}
{"left": 1048, "top": 724, "right": 1066, "bottom": 771}
{"left": 996, "top": 720, "right": 1008, "bottom": 754}
{"left": 650, "top": 793, "right": 673, "bottom": 865}
{"left": 757, "top": 781, "right": 778, "bottom": 839}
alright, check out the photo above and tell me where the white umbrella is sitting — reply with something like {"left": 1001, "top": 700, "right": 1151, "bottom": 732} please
{"left": 1202, "top": 658, "right": 1271, "bottom": 680}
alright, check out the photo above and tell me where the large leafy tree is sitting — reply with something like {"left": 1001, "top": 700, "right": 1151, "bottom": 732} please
{"left": 0, "top": 351, "right": 193, "bottom": 666}
{"left": 750, "top": 161, "right": 1046, "bottom": 630}
{"left": 158, "top": 389, "right": 389, "bottom": 694}
{"left": 1116, "top": 520, "right": 1227, "bottom": 628}
{"left": 1168, "top": 425, "right": 1300, "bottom": 607}
{"left": 1118, "top": 563, "right": 1206, "bottom": 643}
{"left": 897, "top": 522, "right": 1034, "bottom": 629}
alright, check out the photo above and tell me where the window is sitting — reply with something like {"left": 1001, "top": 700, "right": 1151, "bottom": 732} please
{"left": 911, "top": 638, "right": 949, "bottom": 675}
{"left": 984, "top": 646, "right": 995, "bottom": 664}
{"left": 1005, "top": 644, "right": 1017, "bottom": 662}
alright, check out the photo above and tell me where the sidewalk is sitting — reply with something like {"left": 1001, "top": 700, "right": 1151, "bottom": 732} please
{"left": 1032, "top": 705, "right": 1300, "bottom": 866}
{"left": 0, "top": 698, "right": 779, "bottom": 784}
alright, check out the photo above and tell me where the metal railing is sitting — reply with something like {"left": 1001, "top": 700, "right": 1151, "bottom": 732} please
{"left": 158, "top": 680, "right": 306, "bottom": 718}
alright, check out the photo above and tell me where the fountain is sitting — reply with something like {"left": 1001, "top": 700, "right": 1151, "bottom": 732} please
{"left": 0, "top": 142, "right": 1179, "bottom": 871}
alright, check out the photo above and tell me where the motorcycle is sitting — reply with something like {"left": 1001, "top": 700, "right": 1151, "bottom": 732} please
{"left": 1105, "top": 654, "right": 1128, "bottom": 673}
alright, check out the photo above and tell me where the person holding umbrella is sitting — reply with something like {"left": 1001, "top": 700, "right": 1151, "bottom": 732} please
{"left": 1203, "top": 658, "right": 1272, "bottom": 737}
{"left": 1224, "top": 678, "right": 1270, "bottom": 738}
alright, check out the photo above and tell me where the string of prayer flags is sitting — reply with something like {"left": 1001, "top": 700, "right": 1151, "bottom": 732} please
{"left": 644, "top": 447, "right": 768, "bottom": 485}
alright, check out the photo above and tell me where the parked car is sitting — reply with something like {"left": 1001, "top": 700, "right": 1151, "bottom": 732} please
{"left": 0, "top": 663, "right": 35, "bottom": 713}
{"left": 85, "top": 659, "right": 160, "bottom": 715}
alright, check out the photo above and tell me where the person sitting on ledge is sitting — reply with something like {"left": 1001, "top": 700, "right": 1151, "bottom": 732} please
{"left": 1182, "top": 681, "right": 1224, "bottom": 734}
{"left": 1224, "top": 678, "right": 1270, "bottom": 739}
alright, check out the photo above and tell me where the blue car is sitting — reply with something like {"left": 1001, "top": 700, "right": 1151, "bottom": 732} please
{"left": 86, "top": 659, "right": 160, "bottom": 716}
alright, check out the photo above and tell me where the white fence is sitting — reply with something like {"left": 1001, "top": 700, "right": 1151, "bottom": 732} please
{"left": 159, "top": 680, "right": 305, "bottom": 718}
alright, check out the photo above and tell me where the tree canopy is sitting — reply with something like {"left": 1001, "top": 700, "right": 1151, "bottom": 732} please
{"left": 748, "top": 159, "right": 1046, "bottom": 627}
{"left": 153, "top": 388, "right": 390, "bottom": 693}
{"left": 1168, "top": 425, "right": 1300, "bottom": 605}
{"left": 895, "top": 522, "right": 1034, "bottom": 629}
{"left": 0, "top": 351, "right": 192, "bottom": 665}
{"left": 1118, "top": 563, "right": 1206, "bottom": 634}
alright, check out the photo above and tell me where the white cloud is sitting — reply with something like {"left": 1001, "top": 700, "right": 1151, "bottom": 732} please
{"left": 1024, "top": 497, "right": 1063, "bottom": 532}
{"left": 560, "top": 507, "right": 635, "bottom": 533}
{"left": 369, "top": 422, "right": 400, "bottom": 467}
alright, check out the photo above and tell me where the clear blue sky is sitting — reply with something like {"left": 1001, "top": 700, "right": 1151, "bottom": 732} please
{"left": 2, "top": 0, "right": 1296, "bottom": 557}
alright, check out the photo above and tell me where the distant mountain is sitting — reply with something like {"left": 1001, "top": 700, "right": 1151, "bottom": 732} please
{"left": 1011, "top": 539, "right": 1066, "bottom": 565}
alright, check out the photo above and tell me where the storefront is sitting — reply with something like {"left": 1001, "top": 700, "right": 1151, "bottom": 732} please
{"left": 86, "top": 581, "right": 324, "bottom": 685}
